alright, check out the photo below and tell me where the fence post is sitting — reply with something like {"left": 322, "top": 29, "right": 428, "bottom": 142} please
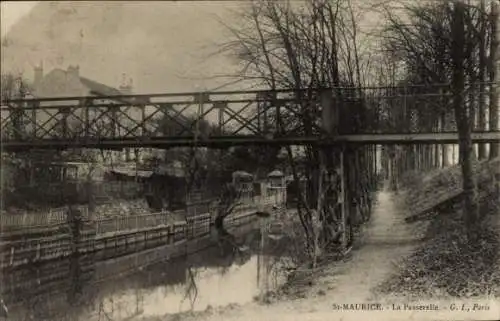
{"left": 48, "top": 209, "right": 53, "bottom": 225}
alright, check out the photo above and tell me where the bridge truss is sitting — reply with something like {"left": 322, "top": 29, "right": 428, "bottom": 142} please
{"left": 2, "top": 86, "right": 499, "bottom": 151}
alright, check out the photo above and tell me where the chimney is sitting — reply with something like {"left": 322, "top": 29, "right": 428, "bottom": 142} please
{"left": 34, "top": 62, "right": 43, "bottom": 89}
{"left": 119, "top": 75, "right": 133, "bottom": 95}
{"left": 67, "top": 65, "right": 80, "bottom": 78}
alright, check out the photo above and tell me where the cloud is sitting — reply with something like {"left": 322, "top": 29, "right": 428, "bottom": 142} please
{"left": 1, "top": 1, "right": 38, "bottom": 37}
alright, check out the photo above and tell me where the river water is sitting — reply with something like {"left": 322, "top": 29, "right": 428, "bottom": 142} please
{"left": 2, "top": 218, "right": 293, "bottom": 321}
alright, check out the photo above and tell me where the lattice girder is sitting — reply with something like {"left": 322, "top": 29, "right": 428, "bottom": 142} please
{"left": 1, "top": 86, "right": 499, "bottom": 150}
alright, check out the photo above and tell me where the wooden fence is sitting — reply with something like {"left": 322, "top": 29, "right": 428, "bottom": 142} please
{"left": 1, "top": 194, "right": 281, "bottom": 232}
{"left": 2, "top": 220, "right": 263, "bottom": 316}
{"left": 0, "top": 206, "right": 263, "bottom": 270}
{"left": 94, "top": 212, "right": 172, "bottom": 235}
{"left": 1, "top": 206, "right": 89, "bottom": 230}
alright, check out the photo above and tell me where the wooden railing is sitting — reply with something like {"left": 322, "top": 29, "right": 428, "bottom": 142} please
{"left": 1, "top": 206, "right": 89, "bottom": 230}
{"left": 94, "top": 212, "right": 171, "bottom": 235}
{"left": 0, "top": 195, "right": 280, "bottom": 269}
{"left": 1, "top": 194, "right": 282, "bottom": 232}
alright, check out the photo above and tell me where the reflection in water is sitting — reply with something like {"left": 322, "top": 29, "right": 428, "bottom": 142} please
{"left": 2, "top": 219, "right": 292, "bottom": 321}
{"left": 180, "top": 267, "right": 198, "bottom": 312}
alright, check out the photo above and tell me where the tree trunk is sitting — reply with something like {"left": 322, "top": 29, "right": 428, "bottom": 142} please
{"left": 452, "top": 2, "right": 479, "bottom": 230}
{"left": 214, "top": 214, "right": 225, "bottom": 230}
{"left": 467, "top": 79, "right": 478, "bottom": 161}
{"left": 434, "top": 144, "right": 440, "bottom": 168}
{"left": 415, "top": 145, "right": 419, "bottom": 170}
{"left": 423, "top": 145, "right": 429, "bottom": 170}
{"left": 441, "top": 110, "right": 449, "bottom": 166}
{"left": 427, "top": 145, "right": 431, "bottom": 170}
{"left": 489, "top": 1, "right": 499, "bottom": 158}
{"left": 422, "top": 145, "right": 427, "bottom": 170}
{"left": 478, "top": 0, "right": 488, "bottom": 159}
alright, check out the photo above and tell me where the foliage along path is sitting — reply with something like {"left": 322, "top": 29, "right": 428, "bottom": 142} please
{"left": 139, "top": 191, "right": 493, "bottom": 321}
{"left": 404, "top": 158, "right": 500, "bottom": 222}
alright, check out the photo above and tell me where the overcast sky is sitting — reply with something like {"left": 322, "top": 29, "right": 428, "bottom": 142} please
{"left": 0, "top": 1, "right": 397, "bottom": 38}
{"left": 1, "top": 1, "right": 38, "bottom": 37}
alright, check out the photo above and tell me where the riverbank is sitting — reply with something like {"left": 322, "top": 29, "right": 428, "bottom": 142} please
{"left": 136, "top": 191, "right": 443, "bottom": 321}
{"left": 2, "top": 219, "right": 287, "bottom": 321}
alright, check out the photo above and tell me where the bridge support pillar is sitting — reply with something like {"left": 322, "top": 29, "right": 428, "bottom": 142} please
{"left": 320, "top": 90, "right": 349, "bottom": 250}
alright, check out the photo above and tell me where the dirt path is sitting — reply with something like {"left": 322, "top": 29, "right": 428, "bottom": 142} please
{"left": 141, "top": 191, "right": 438, "bottom": 321}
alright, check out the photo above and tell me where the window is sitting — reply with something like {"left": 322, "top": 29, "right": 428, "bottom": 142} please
{"left": 65, "top": 166, "right": 78, "bottom": 180}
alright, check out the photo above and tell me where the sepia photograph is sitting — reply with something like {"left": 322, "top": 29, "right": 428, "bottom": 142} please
{"left": 0, "top": 1, "right": 499, "bottom": 320}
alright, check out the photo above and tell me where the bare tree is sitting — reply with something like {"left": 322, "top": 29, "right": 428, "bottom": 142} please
{"left": 180, "top": 266, "right": 199, "bottom": 311}
{"left": 489, "top": 1, "right": 499, "bottom": 158}
{"left": 215, "top": 0, "right": 375, "bottom": 264}
{"left": 477, "top": 0, "right": 488, "bottom": 159}
{"left": 451, "top": 1, "right": 479, "bottom": 231}
{"left": 213, "top": 182, "right": 242, "bottom": 229}
{"left": 381, "top": 0, "right": 496, "bottom": 235}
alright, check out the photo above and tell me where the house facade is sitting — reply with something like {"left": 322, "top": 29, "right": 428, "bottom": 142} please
{"left": 30, "top": 64, "right": 153, "bottom": 164}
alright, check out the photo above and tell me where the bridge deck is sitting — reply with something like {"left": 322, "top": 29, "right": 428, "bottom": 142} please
{"left": 2, "top": 132, "right": 499, "bottom": 151}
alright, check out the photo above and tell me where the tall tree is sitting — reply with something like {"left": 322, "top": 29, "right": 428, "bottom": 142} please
{"left": 451, "top": 1, "right": 479, "bottom": 231}
{"left": 489, "top": 1, "right": 499, "bottom": 158}
{"left": 381, "top": 0, "right": 492, "bottom": 232}
{"left": 477, "top": 0, "right": 488, "bottom": 159}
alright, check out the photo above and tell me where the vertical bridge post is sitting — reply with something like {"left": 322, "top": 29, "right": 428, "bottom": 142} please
{"left": 59, "top": 106, "right": 69, "bottom": 139}
{"left": 217, "top": 101, "right": 225, "bottom": 135}
{"left": 256, "top": 91, "right": 275, "bottom": 137}
{"left": 11, "top": 102, "right": 24, "bottom": 140}
{"left": 29, "top": 100, "right": 38, "bottom": 140}
{"left": 79, "top": 98, "right": 90, "bottom": 139}
{"left": 194, "top": 92, "right": 209, "bottom": 139}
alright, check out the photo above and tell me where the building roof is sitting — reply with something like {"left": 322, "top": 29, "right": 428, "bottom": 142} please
{"left": 37, "top": 67, "right": 128, "bottom": 99}
{"left": 48, "top": 68, "right": 123, "bottom": 97}
{"left": 79, "top": 75, "right": 124, "bottom": 97}
{"left": 268, "top": 170, "right": 284, "bottom": 177}
{"left": 232, "top": 171, "right": 254, "bottom": 178}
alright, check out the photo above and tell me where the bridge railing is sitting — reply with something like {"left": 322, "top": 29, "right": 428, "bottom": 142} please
{"left": 4, "top": 84, "right": 496, "bottom": 149}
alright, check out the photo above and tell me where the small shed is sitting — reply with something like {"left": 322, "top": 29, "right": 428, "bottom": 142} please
{"left": 232, "top": 171, "right": 254, "bottom": 192}
{"left": 267, "top": 170, "right": 285, "bottom": 189}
